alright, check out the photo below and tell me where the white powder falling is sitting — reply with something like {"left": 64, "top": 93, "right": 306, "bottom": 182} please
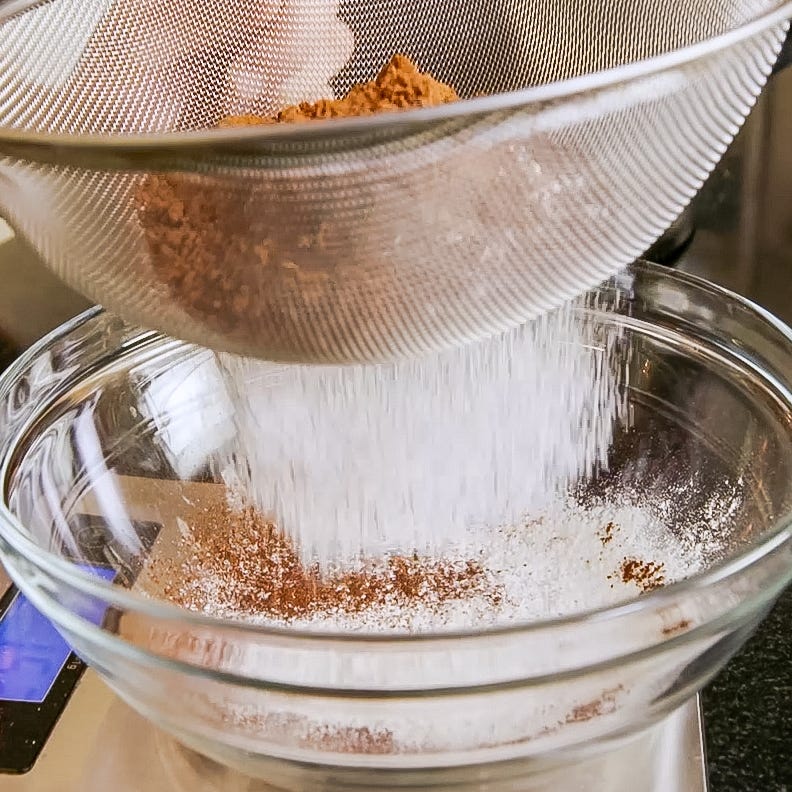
{"left": 130, "top": 283, "right": 751, "bottom": 764}
{"left": 213, "top": 296, "right": 627, "bottom": 569}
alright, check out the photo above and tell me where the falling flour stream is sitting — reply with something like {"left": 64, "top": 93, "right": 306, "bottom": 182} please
{"left": 213, "top": 296, "right": 628, "bottom": 572}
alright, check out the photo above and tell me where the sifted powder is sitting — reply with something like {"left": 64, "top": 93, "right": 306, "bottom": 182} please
{"left": 616, "top": 557, "right": 666, "bottom": 593}
{"left": 155, "top": 502, "right": 502, "bottom": 623}
{"left": 151, "top": 491, "right": 717, "bottom": 633}
{"left": 134, "top": 483, "right": 735, "bottom": 757}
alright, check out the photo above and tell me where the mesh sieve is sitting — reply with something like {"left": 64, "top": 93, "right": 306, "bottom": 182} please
{"left": 0, "top": 0, "right": 789, "bottom": 362}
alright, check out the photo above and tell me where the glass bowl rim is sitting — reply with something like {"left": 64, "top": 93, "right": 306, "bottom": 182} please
{"left": 0, "top": 1, "right": 789, "bottom": 163}
{"left": 1, "top": 261, "right": 792, "bottom": 646}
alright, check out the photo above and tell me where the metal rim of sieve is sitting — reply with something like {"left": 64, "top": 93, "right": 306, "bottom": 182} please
{"left": 0, "top": 0, "right": 789, "bottom": 169}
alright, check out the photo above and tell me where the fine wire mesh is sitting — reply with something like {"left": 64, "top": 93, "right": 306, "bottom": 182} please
{"left": 0, "top": 0, "right": 788, "bottom": 362}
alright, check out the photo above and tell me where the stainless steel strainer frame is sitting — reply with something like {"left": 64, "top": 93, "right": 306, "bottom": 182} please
{"left": 0, "top": 0, "right": 790, "bottom": 363}
{"left": 1, "top": 3, "right": 791, "bottom": 165}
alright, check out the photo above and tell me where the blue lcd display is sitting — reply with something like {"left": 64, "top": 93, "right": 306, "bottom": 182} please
{"left": 0, "top": 566, "right": 116, "bottom": 703}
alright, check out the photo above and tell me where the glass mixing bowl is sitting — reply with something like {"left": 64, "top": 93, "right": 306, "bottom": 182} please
{"left": 1, "top": 260, "right": 792, "bottom": 790}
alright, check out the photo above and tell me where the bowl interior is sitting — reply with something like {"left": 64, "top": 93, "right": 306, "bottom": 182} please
{"left": 3, "top": 265, "right": 792, "bottom": 773}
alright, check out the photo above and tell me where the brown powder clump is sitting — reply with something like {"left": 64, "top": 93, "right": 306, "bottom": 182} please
{"left": 218, "top": 54, "right": 457, "bottom": 127}
{"left": 155, "top": 502, "right": 501, "bottom": 623}
{"left": 564, "top": 686, "right": 623, "bottom": 725}
{"left": 617, "top": 556, "right": 666, "bottom": 593}
{"left": 597, "top": 521, "right": 616, "bottom": 546}
{"left": 661, "top": 618, "right": 691, "bottom": 637}
{"left": 277, "top": 54, "right": 457, "bottom": 122}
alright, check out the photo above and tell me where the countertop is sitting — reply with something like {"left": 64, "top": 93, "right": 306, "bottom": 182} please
{"left": 703, "top": 591, "right": 792, "bottom": 790}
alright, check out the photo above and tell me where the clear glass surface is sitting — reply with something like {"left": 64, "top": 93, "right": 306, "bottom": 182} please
{"left": 0, "top": 261, "right": 791, "bottom": 789}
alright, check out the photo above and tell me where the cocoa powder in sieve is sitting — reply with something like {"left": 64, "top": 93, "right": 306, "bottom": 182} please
{"left": 154, "top": 502, "right": 502, "bottom": 622}
{"left": 220, "top": 54, "right": 458, "bottom": 125}
{"left": 134, "top": 55, "right": 459, "bottom": 346}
